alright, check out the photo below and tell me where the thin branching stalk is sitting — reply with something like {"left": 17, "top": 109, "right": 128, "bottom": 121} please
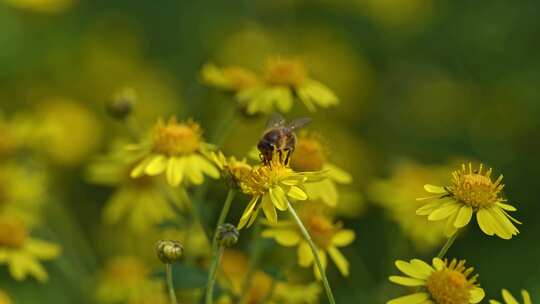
{"left": 166, "top": 263, "right": 178, "bottom": 304}
{"left": 205, "top": 189, "right": 236, "bottom": 304}
{"left": 286, "top": 199, "right": 336, "bottom": 304}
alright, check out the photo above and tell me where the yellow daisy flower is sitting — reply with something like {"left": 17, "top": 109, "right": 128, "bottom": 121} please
{"left": 217, "top": 249, "right": 321, "bottom": 304}
{"left": 236, "top": 153, "right": 324, "bottom": 229}
{"left": 87, "top": 140, "right": 185, "bottom": 232}
{"left": 0, "top": 162, "right": 47, "bottom": 227}
{"left": 96, "top": 256, "right": 164, "bottom": 304}
{"left": 130, "top": 117, "right": 219, "bottom": 187}
{"left": 0, "top": 216, "right": 61, "bottom": 282}
{"left": 417, "top": 163, "right": 521, "bottom": 239}
{"left": 237, "top": 56, "right": 339, "bottom": 114}
{"left": 0, "top": 290, "right": 13, "bottom": 304}
{"left": 262, "top": 209, "right": 355, "bottom": 278}
{"left": 209, "top": 151, "right": 253, "bottom": 189}
{"left": 388, "top": 258, "right": 485, "bottom": 304}
{"left": 200, "top": 63, "right": 260, "bottom": 92}
{"left": 490, "top": 289, "right": 532, "bottom": 304}
{"left": 290, "top": 132, "right": 352, "bottom": 207}
{"left": 368, "top": 161, "right": 448, "bottom": 252}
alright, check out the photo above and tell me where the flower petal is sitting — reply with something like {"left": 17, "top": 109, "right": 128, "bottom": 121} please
{"left": 269, "top": 186, "right": 288, "bottom": 211}
{"left": 427, "top": 202, "right": 460, "bottom": 221}
{"left": 328, "top": 246, "right": 349, "bottom": 276}
{"left": 238, "top": 196, "right": 259, "bottom": 229}
{"left": 470, "top": 287, "right": 485, "bottom": 304}
{"left": 332, "top": 230, "right": 355, "bottom": 246}
{"left": 287, "top": 185, "right": 308, "bottom": 201}
{"left": 502, "top": 289, "right": 519, "bottom": 304}
{"left": 395, "top": 260, "right": 430, "bottom": 280}
{"left": 261, "top": 229, "right": 301, "bottom": 246}
{"left": 454, "top": 205, "right": 473, "bottom": 228}
{"left": 261, "top": 194, "right": 278, "bottom": 224}
{"left": 424, "top": 184, "right": 447, "bottom": 194}
{"left": 298, "top": 241, "right": 313, "bottom": 267}
{"left": 145, "top": 154, "right": 168, "bottom": 175}
{"left": 389, "top": 276, "right": 426, "bottom": 287}
{"left": 387, "top": 293, "right": 430, "bottom": 304}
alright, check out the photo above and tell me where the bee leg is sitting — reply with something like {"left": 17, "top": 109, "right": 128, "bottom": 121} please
{"left": 284, "top": 149, "right": 292, "bottom": 165}
{"left": 278, "top": 150, "right": 283, "bottom": 164}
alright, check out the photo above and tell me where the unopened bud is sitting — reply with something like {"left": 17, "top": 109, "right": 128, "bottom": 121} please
{"left": 106, "top": 87, "right": 137, "bottom": 120}
{"left": 155, "top": 240, "right": 183, "bottom": 264}
{"left": 216, "top": 223, "right": 239, "bottom": 247}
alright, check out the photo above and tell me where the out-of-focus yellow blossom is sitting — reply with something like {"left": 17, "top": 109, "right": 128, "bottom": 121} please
{"left": 96, "top": 256, "right": 163, "bottom": 304}
{"left": 354, "top": 0, "right": 434, "bottom": 30}
{"left": 217, "top": 250, "right": 320, "bottom": 304}
{"left": 36, "top": 99, "right": 102, "bottom": 166}
{"left": 130, "top": 294, "right": 168, "bottom": 304}
{"left": 130, "top": 117, "right": 219, "bottom": 187}
{"left": 2, "top": 0, "right": 73, "bottom": 13}
{"left": 237, "top": 57, "right": 339, "bottom": 114}
{"left": 262, "top": 209, "right": 355, "bottom": 278}
{"left": 87, "top": 140, "right": 184, "bottom": 232}
{"left": 0, "top": 293, "right": 10, "bottom": 304}
{"left": 388, "top": 258, "right": 484, "bottom": 304}
{"left": 237, "top": 152, "right": 325, "bottom": 229}
{"left": 210, "top": 151, "right": 253, "bottom": 189}
{"left": 417, "top": 163, "right": 521, "bottom": 239}
{"left": 0, "top": 290, "right": 12, "bottom": 304}
{"left": 0, "top": 216, "right": 61, "bottom": 282}
{"left": 290, "top": 132, "right": 352, "bottom": 207}
{"left": 0, "top": 162, "right": 47, "bottom": 226}
{"left": 490, "top": 289, "right": 532, "bottom": 304}
{"left": 201, "top": 63, "right": 260, "bottom": 92}
{"left": 368, "top": 161, "right": 448, "bottom": 252}
{"left": 0, "top": 112, "right": 46, "bottom": 157}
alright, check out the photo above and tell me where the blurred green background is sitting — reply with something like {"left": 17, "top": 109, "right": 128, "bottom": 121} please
{"left": 1, "top": 0, "right": 539, "bottom": 303}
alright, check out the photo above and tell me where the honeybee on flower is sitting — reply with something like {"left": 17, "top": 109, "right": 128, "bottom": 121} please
{"left": 417, "top": 163, "right": 521, "bottom": 239}
{"left": 130, "top": 117, "right": 219, "bottom": 187}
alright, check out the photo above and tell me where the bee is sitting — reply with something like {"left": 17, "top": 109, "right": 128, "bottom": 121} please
{"left": 257, "top": 113, "right": 311, "bottom": 165}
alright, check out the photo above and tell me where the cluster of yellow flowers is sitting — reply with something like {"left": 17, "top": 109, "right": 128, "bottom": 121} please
{"left": 386, "top": 163, "right": 528, "bottom": 304}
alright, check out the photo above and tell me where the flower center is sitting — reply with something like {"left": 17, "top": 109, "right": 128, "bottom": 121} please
{"left": 223, "top": 67, "right": 259, "bottom": 90}
{"left": 108, "top": 257, "right": 149, "bottom": 285}
{"left": 240, "top": 159, "right": 294, "bottom": 197}
{"left": 153, "top": 118, "right": 201, "bottom": 156}
{"left": 451, "top": 172, "right": 501, "bottom": 208}
{"left": 426, "top": 269, "right": 471, "bottom": 304}
{"left": 305, "top": 214, "right": 335, "bottom": 248}
{"left": 264, "top": 58, "right": 308, "bottom": 87}
{"left": 0, "top": 217, "right": 28, "bottom": 248}
{"left": 290, "top": 137, "right": 326, "bottom": 171}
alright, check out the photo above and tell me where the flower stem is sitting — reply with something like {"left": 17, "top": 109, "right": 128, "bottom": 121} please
{"left": 238, "top": 222, "right": 263, "bottom": 304}
{"left": 205, "top": 189, "right": 236, "bottom": 304}
{"left": 205, "top": 245, "right": 224, "bottom": 304}
{"left": 436, "top": 230, "right": 460, "bottom": 259}
{"left": 166, "top": 263, "right": 178, "bottom": 304}
{"left": 286, "top": 200, "right": 336, "bottom": 304}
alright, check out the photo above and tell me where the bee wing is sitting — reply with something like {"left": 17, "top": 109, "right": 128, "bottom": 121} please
{"left": 266, "top": 112, "right": 286, "bottom": 129}
{"left": 287, "top": 117, "right": 311, "bottom": 131}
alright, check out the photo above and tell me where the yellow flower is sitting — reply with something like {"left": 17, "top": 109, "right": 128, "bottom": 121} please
{"left": 417, "top": 163, "right": 521, "bottom": 239}
{"left": 490, "top": 289, "right": 532, "bottom": 304}
{"left": 368, "top": 161, "right": 448, "bottom": 252}
{"left": 237, "top": 153, "right": 324, "bottom": 229}
{"left": 388, "top": 258, "right": 485, "bottom": 304}
{"left": 210, "top": 151, "right": 253, "bottom": 189}
{"left": 218, "top": 249, "right": 320, "bottom": 304}
{"left": 0, "top": 162, "right": 47, "bottom": 227}
{"left": 201, "top": 63, "right": 260, "bottom": 92}
{"left": 262, "top": 209, "right": 355, "bottom": 278}
{"left": 290, "top": 132, "right": 352, "bottom": 207}
{"left": 130, "top": 117, "right": 219, "bottom": 187}
{"left": 237, "top": 56, "right": 339, "bottom": 114}
{"left": 96, "top": 256, "right": 163, "bottom": 304}
{"left": 87, "top": 140, "right": 185, "bottom": 232}
{"left": 0, "top": 290, "right": 12, "bottom": 304}
{"left": 0, "top": 216, "right": 61, "bottom": 282}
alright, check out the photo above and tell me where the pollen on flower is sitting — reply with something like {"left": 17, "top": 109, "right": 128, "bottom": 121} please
{"left": 264, "top": 57, "right": 308, "bottom": 87}
{"left": 152, "top": 118, "right": 202, "bottom": 156}
{"left": 449, "top": 164, "right": 504, "bottom": 208}
{"left": 426, "top": 259, "right": 478, "bottom": 304}
{"left": 239, "top": 156, "right": 295, "bottom": 196}
{"left": 0, "top": 217, "right": 28, "bottom": 248}
{"left": 290, "top": 133, "right": 327, "bottom": 171}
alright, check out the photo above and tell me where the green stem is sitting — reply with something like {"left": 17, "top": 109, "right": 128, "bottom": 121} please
{"left": 287, "top": 200, "right": 336, "bottom": 304}
{"left": 205, "top": 189, "right": 236, "bottom": 304}
{"left": 205, "top": 245, "right": 225, "bottom": 304}
{"left": 166, "top": 263, "right": 178, "bottom": 304}
{"left": 238, "top": 222, "right": 263, "bottom": 304}
{"left": 436, "top": 230, "right": 460, "bottom": 259}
